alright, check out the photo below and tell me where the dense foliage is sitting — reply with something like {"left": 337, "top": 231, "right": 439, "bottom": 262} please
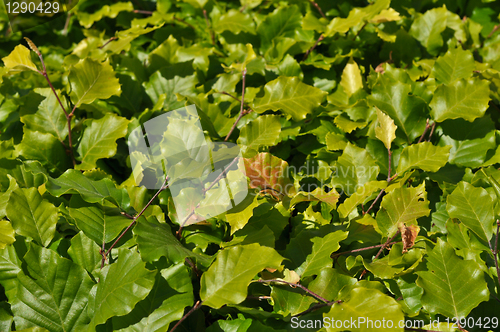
{"left": 1, "top": 0, "right": 500, "bottom": 331}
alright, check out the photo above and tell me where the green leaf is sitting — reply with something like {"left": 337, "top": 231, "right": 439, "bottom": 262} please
{"left": 67, "top": 231, "right": 102, "bottom": 273}
{"left": 253, "top": 77, "right": 327, "bottom": 121}
{"left": 296, "top": 230, "right": 348, "bottom": 277}
{"left": 76, "top": 113, "right": 129, "bottom": 170}
{"left": 0, "top": 219, "right": 15, "bottom": 249}
{"left": 396, "top": 142, "right": 451, "bottom": 174}
{"left": 0, "top": 175, "right": 18, "bottom": 219}
{"left": 213, "top": 9, "right": 255, "bottom": 34}
{"left": 68, "top": 58, "right": 121, "bottom": 107}
{"left": 409, "top": 7, "right": 448, "bottom": 56}
{"left": 10, "top": 243, "right": 94, "bottom": 332}
{"left": 416, "top": 238, "right": 489, "bottom": 318}
{"left": 368, "top": 70, "right": 428, "bottom": 141}
{"left": 2, "top": 45, "right": 38, "bottom": 72}
{"left": 257, "top": 6, "right": 302, "bottom": 50}
{"left": 340, "top": 58, "right": 363, "bottom": 97}
{"left": 77, "top": 2, "right": 134, "bottom": 29}
{"left": 325, "top": 132, "right": 348, "bottom": 151}
{"left": 16, "top": 129, "right": 72, "bottom": 174}
{"left": 68, "top": 196, "right": 132, "bottom": 246}
{"left": 134, "top": 216, "right": 211, "bottom": 267}
{"left": 446, "top": 181, "right": 495, "bottom": 241}
{"left": 430, "top": 47, "right": 475, "bottom": 84}
{"left": 338, "top": 181, "right": 387, "bottom": 219}
{"left": 237, "top": 115, "right": 281, "bottom": 154}
{"left": 440, "top": 130, "right": 496, "bottom": 168}
{"left": 290, "top": 187, "right": 339, "bottom": 210}
{"left": 429, "top": 78, "right": 490, "bottom": 122}
{"left": 225, "top": 194, "right": 260, "bottom": 234}
{"left": 46, "top": 169, "right": 130, "bottom": 211}
{"left": 200, "top": 244, "right": 283, "bottom": 309}
{"left": 87, "top": 249, "right": 156, "bottom": 331}
{"left": 6, "top": 188, "right": 57, "bottom": 247}
{"left": 376, "top": 182, "right": 430, "bottom": 238}
{"left": 20, "top": 88, "right": 69, "bottom": 142}
{"left": 331, "top": 143, "right": 379, "bottom": 194}
{"left": 144, "top": 71, "right": 198, "bottom": 111}
{"left": 374, "top": 107, "right": 397, "bottom": 150}
{"left": 324, "top": 287, "right": 404, "bottom": 332}
{"left": 112, "top": 263, "right": 193, "bottom": 332}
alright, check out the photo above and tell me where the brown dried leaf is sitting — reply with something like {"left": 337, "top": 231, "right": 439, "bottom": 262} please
{"left": 242, "top": 152, "right": 296, "bottom": 197}
{"left": 398, "top": 223, "right": 420, "bottom": 253}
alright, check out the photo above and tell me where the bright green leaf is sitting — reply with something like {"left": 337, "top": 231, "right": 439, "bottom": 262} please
{"left": 76, "top": 113, "right": 129, "bottom": 170}
{"left": 430, "top": 78, "right": 490, "bottom": 122}
{"left": 213, "top": 9, "right": 255, "bottom": 34}
{"left": 237, "top": 115, "right": 281, "bottom": 153}
{"left": 416, "top": 238, "right": 489, "bottom": 318}
{"left": 396, "top": 142, "right": 451, "bottom": 174}
{"left": 10, "top": 243, "right": 94, "bottom": 332}
{"left": 6, "top": 187, "right": 57, "bottom": 247}
{"left": 324, "top": 287, "right": 404, "bottom": 332}
{"left": 409, "top": 7, "right": 448, "bottom": 56}
{"left": 0, "top": 219, "right": 15, "bottom": 249}
{"left": 430, "top": 47, "right": 475, "bottom": 84}
{"left": 68, "top": 58, "right": 121, "bottom": 107}
{"left": 200, "top": 244, "right": 283, "bottom": 309}
{"left": 87, "top": 249, "right": 156, "bottom": 331}
{"left": 253, "top": 77, "right": 327, "bottom": 121}
{"left": 376, "top": 182, "right": 430, "bottom": 238}
{"left": 2, "top": 45, "right": 38, "bottom": 72}
{"left": 375, "top": 107, "right": 397, "bottom": 150}
{"left": 446, "top": 181, "right": 495, "bottom": 241}
{"left": 340, "top": 58, "right": 363, "bottom": 97}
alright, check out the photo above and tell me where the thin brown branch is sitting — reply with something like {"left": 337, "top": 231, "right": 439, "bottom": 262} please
{"left": 359, "top": 230, "right": 400, "bottom": 279}
{"left": 331, "top": 241, "right": 399, "bottom": 259}
{"left": 63, "top": 13, "right": 72, "bottom": 36}
{"left": 363, "top": 188, "right": 385, "bottom": 215}
{"left": 101, "top": 176, "right": 170, "bottom": 267}
{"left": 427, "top": 122, "right": 436, "bottom": 142}
{"left": 489, "top": 220, "right": 500, "bottom": 288}
{"left": 203, "top": 9, "right": 215, "bottom": 45}
{"left": 169, "top": 300, "right": 203, "bottom": 332}
{"left": 417, "top": 119, "right": 430, "bottom": 143}
{"left": 25, "top": 37, "right": 76, "bottom": 167}
{"left": 225, "top": 68, "right": 247, "bottom": 142}
{"left": 387, "top": 149, "right": 392, "bottom": 181}
{"left": 99, "top": 37, "right": 117, "bottom": 49}
{"left": 302, "top": 34, "right": 324, "bottom": 61}
{"left": 307, "top": 0, "right": 326, "bottom": 19}
{"left": 257, "top": 279, "right": 332, "bottom": 304}
{"left": 134, "top": 9, "right": 153, "bottom": 15}
{"left": 219, "top": 91, "right": 255, "bottom": 112}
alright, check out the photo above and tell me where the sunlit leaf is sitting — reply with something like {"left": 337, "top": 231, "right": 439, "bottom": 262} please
{"left": 374, "top": 107, "right": 397, "bottom": 150}
{"left": 416, "top": 238, "right": 489, "bottom": 318}
{"left": 200, "top": 244, "right": 283, "bottom": 309}
{"left": 2, "top": 45, "right": 38, "bottom": 72}
{"left": 396, "top": 142, "right": 450, "bottom": 174}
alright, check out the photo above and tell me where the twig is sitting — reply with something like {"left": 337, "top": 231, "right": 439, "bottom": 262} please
{"left": 100, "top": 176, "right": 170, "bottom": 268}
{"left": 63, "top": 13, "right": 72, "bottom": 36}
{"left": 218, "top": 91, "right": 255, "bottom": 112}
{"left": 331, "top": 241, "right": 399, "bottom": 259}
{"left": 427, "top": 122, "right": 436, "bottom": 142}
{"left": 487, "top": 25, "right": 499, "bottom": 40}
{"left": 246, "top": 295, "right": 271, "bottom": 300}
{"left": 134, "top": 9, "right": 153, "bottom": 15}
{"left": 359, "top": 230, "right": 400, "bottom": 279}
{"left": 307, "top": 0, "right": 326, "bottom": 19}
{"left": 417, "top": 119, "right": 430, "bottom": 143}
{"left": 24, "top": 38, "right": 76, "bottom": 167}
{"left": 363, "top": 188, "right": 385, "bottom": 215}
{"left": 257, "top": 279, "right": 333, "bottom": 304}
{"left": 387, "top": 149, "right": 392, "bottom": 181}
{"left": 225, "top": 68, "right": 247, "bottom": 141}
{"left": 169, "top": 300, "right": 203, "bottom": 332}
{"left": 99, "top": 37, "right": 117, "bottom": 49}
{"left": 302, "top": 34, "right": 324, "bottom": 61}
{"left": 489, "top": 220, "right": 500, "bottom": 288}
{"left": 203, "top": 9, "right": 215, "bottom": 45}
